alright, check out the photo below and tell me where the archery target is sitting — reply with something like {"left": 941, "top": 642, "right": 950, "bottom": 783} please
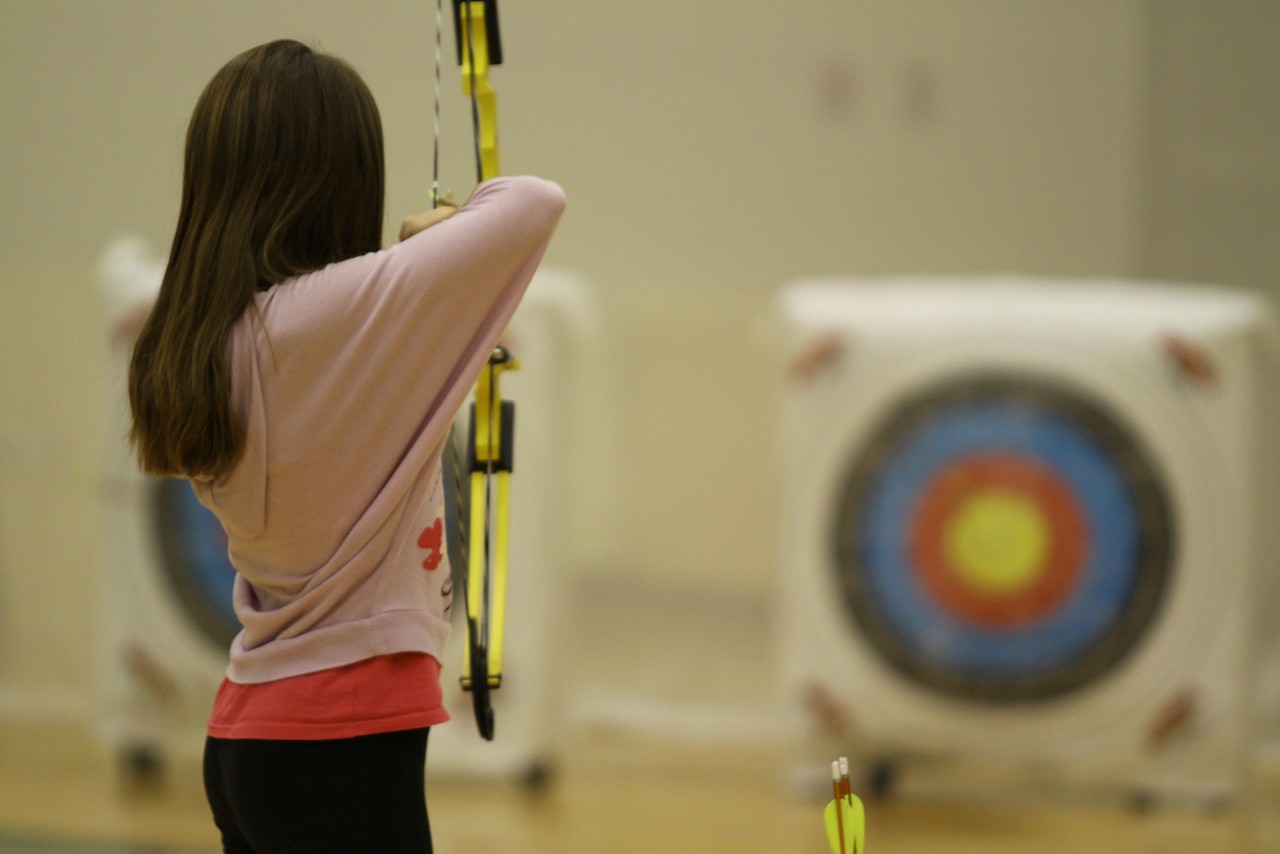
{"left": 778, "top": 278, "right": 1277, "bottom": 798}
{"left": 833, "top": 374, "right": 1174, "bottom": 703}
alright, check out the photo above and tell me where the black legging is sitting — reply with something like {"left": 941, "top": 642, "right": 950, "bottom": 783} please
{"left": 203, "top": 728, "right": 432, "bottom": 853}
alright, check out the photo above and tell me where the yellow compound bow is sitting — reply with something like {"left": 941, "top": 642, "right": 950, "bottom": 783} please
{"left": 445, "top": 0, "right": 513, "bottom": 741}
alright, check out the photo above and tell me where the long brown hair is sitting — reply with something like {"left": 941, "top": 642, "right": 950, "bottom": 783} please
{"left": 129, "top": 40, "right": 384, "bottom": 479}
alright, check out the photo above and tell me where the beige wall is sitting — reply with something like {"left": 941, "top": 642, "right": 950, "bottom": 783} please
{"left": 0, "top": 0, "right": 1156, "bottom": 709}
{"left": 1142, "top": 0, "right": 1280, "bottom": 291}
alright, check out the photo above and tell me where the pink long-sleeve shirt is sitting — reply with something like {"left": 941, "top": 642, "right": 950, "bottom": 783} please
{"left": 192, "top": 176, "right": 566, "bottom": 685}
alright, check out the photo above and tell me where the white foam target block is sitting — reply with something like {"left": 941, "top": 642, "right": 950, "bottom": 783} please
{"left": 776, "top": 277, "right": 1278, "bottom": 801}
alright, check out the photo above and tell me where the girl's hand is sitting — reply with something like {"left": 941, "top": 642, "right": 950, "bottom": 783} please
{"left": 399, "top": 204, "right": 458, "bottom": 242}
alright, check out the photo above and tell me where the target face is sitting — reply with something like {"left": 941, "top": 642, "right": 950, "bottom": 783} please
{"left": 151, "top": 479, "right": 240, "bottom": 650}
{"left": 832, "top": 375, "right": 1175, "bottom": 702}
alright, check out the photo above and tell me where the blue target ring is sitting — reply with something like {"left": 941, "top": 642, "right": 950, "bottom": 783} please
{"left": 833, "top": 375, "right": 1174, "bottom": 702}
{"left": 151, "top": 479, "right": 240, "bottom": 650}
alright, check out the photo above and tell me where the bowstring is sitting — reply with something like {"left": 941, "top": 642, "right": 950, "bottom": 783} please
{"left": 438, "top": 0, "right": 471, "bottom": 648}
{"left": 431, "top": 0, "right": 447, "bottom": 209}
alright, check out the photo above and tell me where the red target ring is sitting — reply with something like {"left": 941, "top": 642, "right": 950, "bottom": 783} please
{"left": 909, "top": 454, "right": 1088, "bottom": 629}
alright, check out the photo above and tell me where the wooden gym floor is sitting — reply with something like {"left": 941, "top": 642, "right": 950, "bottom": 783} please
{"left": 0, "top": 719, "right": 1276, "bottom": 853}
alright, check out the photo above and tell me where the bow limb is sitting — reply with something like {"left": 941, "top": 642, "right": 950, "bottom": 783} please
{"left": 460, "top": 348, "right": 517, "bottom": 741}
{"left": 454, "top": 0, "right": 501, "bottom": 181}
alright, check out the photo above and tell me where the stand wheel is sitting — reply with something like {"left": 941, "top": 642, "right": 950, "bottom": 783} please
{"left": 867, "top": 759, "right": 898, "bottom": 800}
{"left": 1126, "top": 789, "right": 1158, "bottom": 814}
{"left": 521, "top": 759, "right": 556, "bottom": 792}
{"left": 119, "top": 743, "right": 166, "bottom": 791}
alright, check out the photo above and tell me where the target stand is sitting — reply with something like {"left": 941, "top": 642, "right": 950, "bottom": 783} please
{"left": 778, "top": 278, "right": 1277, "bottom": 805}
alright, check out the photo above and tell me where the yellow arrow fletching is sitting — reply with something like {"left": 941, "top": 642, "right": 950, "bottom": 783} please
{"left": 824, "top": 795, "right": 866, "bottom": 854}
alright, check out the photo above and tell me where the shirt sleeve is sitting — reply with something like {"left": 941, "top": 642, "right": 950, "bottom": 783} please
{"left": 249, "top": 175, "right": 566, "bottom": 528}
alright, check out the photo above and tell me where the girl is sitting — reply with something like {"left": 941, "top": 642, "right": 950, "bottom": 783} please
{"left": 129, "top": 40, "right": 565, "bottom": 853}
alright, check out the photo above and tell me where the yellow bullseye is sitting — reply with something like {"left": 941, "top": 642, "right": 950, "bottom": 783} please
{"left": 943, "top": 491, "right": 1050, "bottom": 595}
